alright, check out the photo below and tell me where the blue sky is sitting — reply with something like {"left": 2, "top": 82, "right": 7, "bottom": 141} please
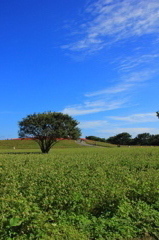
{"left": 0, "top": 0, "right": 159, "bottom": 139}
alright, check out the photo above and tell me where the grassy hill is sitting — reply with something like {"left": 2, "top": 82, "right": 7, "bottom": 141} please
{"left": 85, "top": 139, "right": 116, "bottom": 147}
{"left": 0, "top": 139, "right": 86, "bottom": 150}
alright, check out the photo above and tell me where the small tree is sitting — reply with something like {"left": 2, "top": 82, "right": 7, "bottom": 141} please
{"left": 18, "top": 112, "right": 81, "bottom": 153}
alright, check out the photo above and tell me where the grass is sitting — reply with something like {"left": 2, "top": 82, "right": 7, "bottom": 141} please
{"left": 0, "top": 139, "right": 38, "bottom": 149}
{"left": 85, "top": 139, "right": 117, "bottom": 147}
{"left": 1, "top": 147, "right": 159, "bottom": 239}
{"left": 0, "top": 139, "right": 86, "bottom": 151}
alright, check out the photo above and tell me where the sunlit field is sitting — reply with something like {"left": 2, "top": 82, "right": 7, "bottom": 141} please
{"left": 1, "top": 144, "right": 159, "bottom": 239}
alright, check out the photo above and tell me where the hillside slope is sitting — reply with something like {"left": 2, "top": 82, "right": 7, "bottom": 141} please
{"left": 0, "top": 139, "right": 86, "bottom": 149}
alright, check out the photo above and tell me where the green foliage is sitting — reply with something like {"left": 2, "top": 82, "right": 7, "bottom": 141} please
{"left": 133, "top": 133, "right": 152, "bottom": 146}
{"left": 1, "top": 147, "right": 159, "bottom": 239}
{"left": 18, "top": 112, "right": 81, "bottom": 153}
{"left": 107, "top": 131, "right": 159, "bottom": 146}
{"left": 107, "top": 132, "right": 132, "bottom": 145}
{"left": 86, "top": 136, "right": 107, "bottom": 142}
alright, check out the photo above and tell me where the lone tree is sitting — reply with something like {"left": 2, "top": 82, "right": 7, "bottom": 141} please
{"left": 18, "top": 112, "right": 81, "bottom": 153}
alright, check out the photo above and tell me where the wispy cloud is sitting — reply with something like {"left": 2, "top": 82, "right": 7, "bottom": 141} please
{"left": 61, "top": 0, "right": 159, "bottom": 128}
{"left": 118, "top": 54, "right": 159, "bottom": 72}
{"left": 98, "top": 127, "right": 159, "bottom": 137}
{"left": 79, "top": 120, "right": 108, "bottom": 128}
{"left": 62, "top": 99, "right": 127, "bottom": 116}
{"left": 123, "top": 69, "right": 158, "bottom": 83}
{"left": 84, "top": 100, "right": 106, "bottom": 107}
{"left": 85, "top": 83, "right": 134, "bottom": 97}
{"left": 63, "top": 0, "right": 159, "bottom": 52}
{"left": 78, "top": 117, "right": 159, "bottom": 137}
{"left": 109, "top": 113, "right": 158, "bottom": 123}
{"left": 85, "top": 68, "right": 156, "bottom": 98}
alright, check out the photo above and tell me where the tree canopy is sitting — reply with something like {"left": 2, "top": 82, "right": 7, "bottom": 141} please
{"left": 107, "top": 132, "right": 132, "bottom": 145}
{"left": 133, "top": 133, "right": 152, "bottom": 146}
{"left": 86, "top": 136, "right": 107, "bottom": 142}
{"left": 18, "top": 112, "right": 81, "bottom": 153}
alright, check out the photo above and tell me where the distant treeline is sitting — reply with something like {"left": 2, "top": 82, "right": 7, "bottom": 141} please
{"left": 86, "top": 132, "right": 159, "bottom": 146}
{"left": 86, "top": 136, "right": 107, "bottom": 143}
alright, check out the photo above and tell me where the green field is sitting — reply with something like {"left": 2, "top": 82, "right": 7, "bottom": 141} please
{"left": 1, "top": 146, "right": 159, "bottom": 239}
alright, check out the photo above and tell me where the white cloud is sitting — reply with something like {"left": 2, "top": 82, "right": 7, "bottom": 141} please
{"left": 78, "top": 118, "right": 159, "bottom": 138}
{"left": 63, "top": 0, "right": 159, "bottom": 52}
{"left": 85, "top": 83, "right": 134, "bottom": 97}
{"left": 62, "top": 99, "right": 127, "bottom": 116}
{"left": 124, "top": 69, "right": 157, "bottom": 83}
{"left": 109, "top": 113, "right": 158, "bottom": 123}
{"left": 118, "top": 54, "right": 159, "bottom": 72}
{"left": 60, "top": 0, "right": 159, "bottom": 140}
{"left": 63, "top": 107, "right": 106, "bottom": 115}
{"left": 79, "top": 120, "right": 108, "bottom": 128}
{"left": 84, "top": 68, "right": 156, "bottom": 98}
{"left": 61, "top": 0, "right": 159, "bottom": 128}
{"left": 84, "top": 100, "right": 106, "bottom": 107}
{"left": 98, "top": 127, "right": 159, "bottom": 137}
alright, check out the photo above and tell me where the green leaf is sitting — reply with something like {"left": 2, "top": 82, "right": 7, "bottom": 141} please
{"left": 9, "top": 217, "right": 22, "bottom": 227}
